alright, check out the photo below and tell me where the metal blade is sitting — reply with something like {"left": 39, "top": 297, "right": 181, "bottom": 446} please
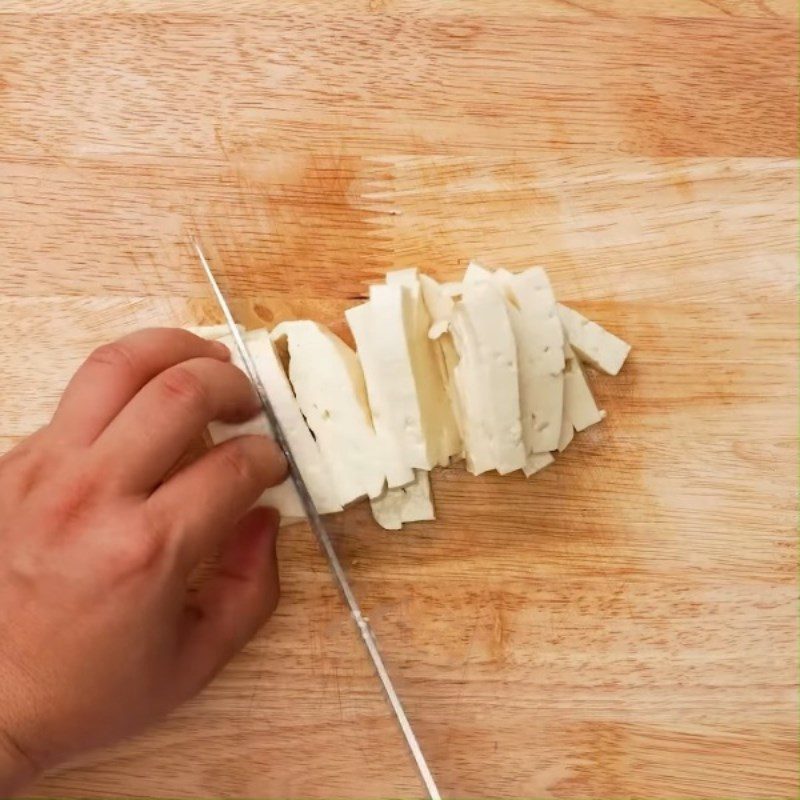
{"left": 192, "top": 239, "right": 441, "bottom": 800}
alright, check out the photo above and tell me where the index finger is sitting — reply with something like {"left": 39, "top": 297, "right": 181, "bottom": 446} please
{"left": 52, "top": 328, "right": 230, "bottom": 445}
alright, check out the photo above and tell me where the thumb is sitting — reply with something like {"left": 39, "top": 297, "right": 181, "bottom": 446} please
{"left": 177, "top": 506, "right": 281, "bottom": 697}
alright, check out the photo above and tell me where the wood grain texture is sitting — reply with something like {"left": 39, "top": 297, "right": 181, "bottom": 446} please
{"left": 0, "top": 15, "right": 796, "bottom": 161}
{"left": 0, "top": 2, "right": 797, "bottom": 798}
{"left": 3, "top": 0, "right": 799, "bottom": 18}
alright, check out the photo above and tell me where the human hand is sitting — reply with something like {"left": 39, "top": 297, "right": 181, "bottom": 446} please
{"left": 0, "top": 329, "right": 288, "bottom": 795}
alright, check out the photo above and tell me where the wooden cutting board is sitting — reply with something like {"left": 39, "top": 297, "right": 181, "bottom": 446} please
{"left": 1, "top": 2, "right": 797, "bottom": 798}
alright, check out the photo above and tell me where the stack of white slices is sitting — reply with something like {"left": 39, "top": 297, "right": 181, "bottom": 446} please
{"left": 189, "top": 262, "right": 631, "bottom": 530}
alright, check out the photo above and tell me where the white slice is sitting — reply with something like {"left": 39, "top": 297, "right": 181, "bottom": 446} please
{"left": 441, "top": 281, "right": 464, "bottom": 298}
{"left": 207, "top": 330, "right": 310, "bottom": 527}
{"left": 450, "top": 277, "right": 525, "bottom": 475}
{"left": 523, "top": 451, "right": 555, "bottom": 478}
{"left": 371, "top": 283, "right": 432, "bottom": 468}
{"left": 390, "top": 267, "right": 457, "bottom": 298}
{"left": 184, "top": 323, "right": 244, "bottom": 341}
{"left": 493, "top": 267, "right": 553, "bottom": 471}
{"left": 370, "top": 469, "right": 435, "bottom": 531}
{"left": 345, "top": 296, "right": 416, "bottom": 487}
{"left": 419, "top": 276, "right": 454, "bottom": 329}
{"left": 553, "top": 337, "right": 604, "bottom": 453}
{"left": 223, "top": 329, "right": 341, "bottom": 513}
{"left": 385, "top": 268, "right": 419, "bottom": 287}
{"left": 272, "top": 321, "right": 386, "bottom": 505}
{"left": 491, "top": 266, "right": 517, "bottom": 300}
{"left": 418, "top": 274, "right": 465, "bottom": 458}
{"left": 502, "top": 301, "right": 556, "bottom": 475}
{"left": 563, "top": 340, "right": 605, "bottom": 432}
{"left": 556, "top": 412, "right": 574, "bottom": 452}
{"left": 463, "top": 261, "right": 493, "bottom": 285}
{"left": 428, "top": 319, "right": 450, "bottom": 340}
{"left": 419, "top": 273, "right": 456, "bottom": 334}
{"left": 557, "top": 304, "right": 631, "bottom": 376}
{"left": 502, "top": 267, "right": 565, "bottom": 455}
{"left": 379, "top": 270, "right": 461, "bottom": 466}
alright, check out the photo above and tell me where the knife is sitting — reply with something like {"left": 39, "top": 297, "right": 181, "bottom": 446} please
{"left": 192, "top": 239, "right": 441, "bottom": 800}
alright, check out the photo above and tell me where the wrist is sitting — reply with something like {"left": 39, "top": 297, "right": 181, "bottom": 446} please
{"left": 0, "top": 726, "right": 38, "bottom": 797}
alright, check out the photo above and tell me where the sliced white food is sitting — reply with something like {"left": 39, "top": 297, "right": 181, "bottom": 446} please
{"left": 557, "top": 412, "right": 574, "bottom": 452}
{"left": 491, "top": 266, "right": 516, "bottom": 300}
{"left": 428, "top": 319, "right": 450, "bottom": 340}
{"left": 272, "top": 321, "right": 386, "bottom": 505}
{"left": 563, "top": 340, "right": 605, "bottom": 432}
{"left": 523, "top": 451, "right": 555, "bottom": 478}
{"left": 385, "top": 268, "right": 419, "bottom": 287}
{"left": 223, "top": 329, "right": 341, "bottom": 514}
{"left": 191, "top": 259, "right": 630, "bottom": 533}
{"left": 184, "top": 323, "right": 244, "bottom": 341}
{"left": 419, "top": 274, "right": 465, "bottom": 458}
{"left": 463, "top": 261, "right": 493, "bottom": 285}
{"left": 370, "top": 469, "right": 435, "bottom": 531}
{"left": 345, "top": 297, "right": 416, "bottom": 488}
{"left": 419, "top": 273, "right": 456, "bottom": 335}
{"left": 371, "top": 283, "right": 432, "bottom": 469}
{"left": 557, "top": 304, "right": 631, "bottom": 376}
{"left": 441, "top": 281, "right": 464, "bottom": 298}
{"left": 379, "top": 270, "right": 461, "bottom": 466}
{"left": 493, "top": 267, "right": 552, "bottom": 473}
{"left": 207, "top": 330, "right": 309, "bottom": 527}
{"left": 450, "top": 276, "right": 525, "bottom": 476}
{"left": 500, "top": 267, "right": 565, "bottom": 455}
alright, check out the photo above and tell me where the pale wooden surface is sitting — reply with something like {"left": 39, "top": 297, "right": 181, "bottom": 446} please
{"left": 0, "top": 2, "right": 798, "bottom": 798}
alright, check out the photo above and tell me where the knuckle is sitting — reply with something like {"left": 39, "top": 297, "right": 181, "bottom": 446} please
{"left": 46, "top": 471, "right": 100, "bottom": 527}
{"left": 86, "top": 341, "right": 137, "bottom": 374}
{"left": 114, "top": 532, "right": 165, "bottom": 578}
{"left": 159, "top": 365, "right": 211, "bottom": 412}
{"left": 112, "top": 509, "right": 167, "bottom": 577}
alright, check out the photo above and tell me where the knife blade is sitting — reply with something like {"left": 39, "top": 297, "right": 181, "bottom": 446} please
{"left": 192, "top": 239, "right": 441, "bottom": 800}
